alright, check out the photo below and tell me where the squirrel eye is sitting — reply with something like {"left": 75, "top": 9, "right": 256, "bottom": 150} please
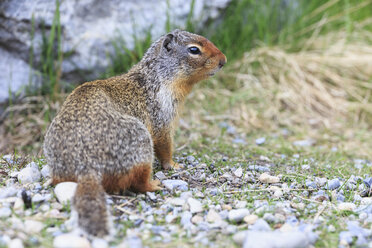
{"left": 188, "top": 46, "right": 201, "bottom": 55}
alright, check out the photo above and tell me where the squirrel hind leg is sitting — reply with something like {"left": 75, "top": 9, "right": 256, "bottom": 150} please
{"left": 120, "top": 164, "right": 162, "bottom": 193}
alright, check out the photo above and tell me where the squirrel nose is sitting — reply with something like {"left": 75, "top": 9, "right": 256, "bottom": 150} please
{"left": 219, "top": 56, "right": 227, "bottom": 68}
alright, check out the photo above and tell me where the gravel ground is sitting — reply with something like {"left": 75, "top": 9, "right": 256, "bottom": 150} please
{"left": 0, "top": 139, "right": 372, "bottom": 248}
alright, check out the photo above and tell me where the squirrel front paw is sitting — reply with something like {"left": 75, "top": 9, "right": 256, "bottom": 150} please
{"left": 162, "top": 161, "right": 183, "bottom": 170}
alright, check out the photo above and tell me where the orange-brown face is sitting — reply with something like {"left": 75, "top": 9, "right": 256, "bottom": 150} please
{"left": 182, "top": 35, "right": 227, "bottom": 82}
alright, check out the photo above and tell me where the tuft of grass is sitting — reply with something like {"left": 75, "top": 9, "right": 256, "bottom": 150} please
{"left": 203, "top": 0, "right": 372, "bottom": 61}
{"left": 38, "top": 0, "right": 63, "bottom": 100}
{"left": 103, "top": 29, "right": 153, "bottom": 78}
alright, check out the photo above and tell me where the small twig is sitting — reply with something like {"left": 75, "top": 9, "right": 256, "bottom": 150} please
{"left": 224, "top": 188, "right": 317, "bottom": 194}
{"left": 313, "top": 204, "right": 327, "bottom": 224}
{"left": 114, "top": 206, "right": 143, "bottom": 219}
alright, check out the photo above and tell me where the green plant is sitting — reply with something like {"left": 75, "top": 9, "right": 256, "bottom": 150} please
{"left": 103, "top": 29, "right": 153, "bottom": 78}
{"left": 39, "top": 0, "right": 63, "bottom": 100}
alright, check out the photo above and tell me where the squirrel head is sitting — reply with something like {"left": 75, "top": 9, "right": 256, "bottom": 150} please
{"left": 159, "top": 29, "right": 227, "bottom": 83}
{"left": 137, "top": 30, "right": 226, "bottom": 88}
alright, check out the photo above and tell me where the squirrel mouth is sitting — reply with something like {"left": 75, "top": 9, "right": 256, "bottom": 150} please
{"left": 208, "top": 68, "right": 221, "bottom": 76}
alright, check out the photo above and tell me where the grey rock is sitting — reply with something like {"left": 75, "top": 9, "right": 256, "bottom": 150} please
{"left": 146, "top": 192, "right": 157, "bottom": 201}
{"left": 54, "top": 182, "right": 77, "bottom": 204}
{"left": 0, "top": 0, "right": 231, "bottom": 102}
{"left": 232, "top": 138, "right": 246, "bottom": 144}
{"left": 248, "top": 165, "right": 270, "bottom": 172}
{"left": 241, "top": 231, "right": 316, "bottom": 248}
{"left": 92, "top": 238, "right": 108, "bottom": 248}
{"left": 315, "top": 177, "right": 327, "bottom": 187}
{"left": 162, "top": 179, "right": 188, "bottom": 191}
{"left": 292, "top": 139, "right": 315, "bottom": 147}
{"left": 17, "top": 166, "right": 41, "bottom": 184}
{"left": 0, "top": 186, "right": 18, "bottom": 199}
{"left": 119, "top": 236, "right": 142, "bottom": 248}
{"left": 263, "top": 213, "right": 277, "bottom": 223}
{"left": 187, "top": 198, "right": 203, "bottom": 213}
{"left": 31, "top": 193, "right": 45, "bottom": 203}
{"left": 250, "top": 219, "right": 271, "bottom": 231}
{"left": 255, "top": 137, "right": 266, "bottom": 145}
{"left": 181, "top": 211, "right": 192, "bottom": 228}
{"left": 0, "top": 207, "right": 12, "bottom": 218}
{"left": 327, "top": 178, "right": 341, "bottom": 190}
{"left": 186, "top": 155, "right": 195, "bottom": 163}
{"left": 155, "top": 171, "right": 167, "bottom": 180}
{"left": 41, "top": 165, "right": 51, "bottom": 178}
{"left": 228, "top": 209, "right": 250, "bottom": 222}
{"left": 53, "top": 233, "right": 90, "bottom": 248}
{"left": 8, "top": 238, "right": 24, "bottom": 248}
{"left": 305, "top": 180, "right": 317, "bottom": 189}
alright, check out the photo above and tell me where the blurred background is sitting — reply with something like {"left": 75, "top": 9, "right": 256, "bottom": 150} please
{"left": 0, "top": 0, "right": 371, "bottom": 158}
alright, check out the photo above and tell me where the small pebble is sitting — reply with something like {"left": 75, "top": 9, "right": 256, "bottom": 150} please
{"left": 0, "top": 207, "right": 12, "bottom": 218}
{"left": 187, "top": 198, "right": 203, "bottom": 213}
{"left": 327, "top": 178, "right": 341, "bottom": 190}
{"left": 54, "top": 182, "right": 77, "bottom": 204}
{"left": 155, "top": 171, "right": 167, "bottom": 180}
{"left": 17, "top": 166, "right": 41, "bottom": 184}
{"left": 250, "top": 219, "right": 271, "bottom": 231}
{"left": 206, "top": 209, "right": 222, "bottom": 223}
{"left": 41, "top": 165, "right": 51, "bottom": 178}
{"left": 162, "top": 179, "right": 188, "bottom": 191}
{"left": 8, "top": 238, "right": 24, "bottom": 248}
{"left": 233, "top": 167, "right": 243, "bottom": 178}
{"left": 24, "top": 220, "right": 44, "bottom": 234}
{"left": 228, "top": 209, "right": 250, "bottom": 222}
{"left": 338, "top": 203, "right": 356, "bottom": 211}
{"left": 244, "top": 214, "right": 258, "bottom": 225}
{"left": 255, "top": 137, "right": 266, "bottom": 145}
{"left": 259, "top": 173, "right": 280, "bottom": 184}
{"left": 53, "top": 233, "right": 90, "bottom": 248}
{"left": 92, "top": 238, "right": 108, "bottom": 248}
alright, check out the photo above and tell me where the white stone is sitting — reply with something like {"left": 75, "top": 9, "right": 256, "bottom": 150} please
{"left": 162, "top": 180, "right": 188, "bottom": 191}
{"left": 242, "top": 231, "right": 314, "bottom": 248}
{"left": 338, "top": 202, "right": 356, "bottom": 211}
{"left": 41, "top": 165, "right": 51, "bottom": 178}
{"left": 32, "top": 193, "right": 44, "bottom": 203}
{"left": 244, "top": 215, "right": 258, "bottom": 225}
{"left": 17, "top": 167, "right": 41, "bottom": 184}
{"left": 13, "top": 198, "right": 24, "bottom": 211}
{"left": 228, "top": 209, "right": 250, "bottom": 222}
{"left": 234, "top": 167, "right": 243, "bottom": 178}
{"left": 191, "top": 215, "right": 204, "bottom": 224}
{"left": 92, "top": 238, "right": 108, "bottom": 248}
{"left": 8, "top": 238, "right": 24, "bottom": 248}
{"left": 187, "top": 198, "right": 203, "bottom": 213}
{"left": 259, "top": 173, "right": 280, "bottom": 184}
{"left": 0, "top": 207, "right": 12, "bottom": 218}
{"left": 273, "top": 190, "right": 283, "bottom": 198}
{"left": 54, "top": 182, "right": 77, "bottom": 205}
{"left": 53, "top": 233, "right": 90, "bottom": 248}
{"left": 24, "top": 220, "right": 44, "bottom": 233}
{"left": 206, "top": 209, "right": 222, "bottom": 223}
{"left": 168, "top": 198, "right": 186, "bottom": 206}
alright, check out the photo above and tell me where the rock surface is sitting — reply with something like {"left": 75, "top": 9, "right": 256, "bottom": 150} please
{"left": 0, "top": 0, "right": 231, "bottom": 102}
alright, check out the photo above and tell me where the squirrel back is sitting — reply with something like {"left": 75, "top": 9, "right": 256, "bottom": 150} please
{"left": 43, "top": 29, "right": 226, "bottom": 238}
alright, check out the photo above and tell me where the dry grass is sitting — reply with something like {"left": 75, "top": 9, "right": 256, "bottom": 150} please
{"left": 0, "top": 95, "right": 64, "bottom": 155}
{"left": 182, "top": 31, "right": 372, "bottom": 157}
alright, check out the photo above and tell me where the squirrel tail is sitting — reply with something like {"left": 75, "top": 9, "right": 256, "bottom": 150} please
{"left": 73, "top": 173, "right": 110, "bottom": 237}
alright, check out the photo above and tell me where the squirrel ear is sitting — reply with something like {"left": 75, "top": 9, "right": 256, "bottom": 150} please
{"left": 163, "top": 34, "right": 174, "bottom": 52}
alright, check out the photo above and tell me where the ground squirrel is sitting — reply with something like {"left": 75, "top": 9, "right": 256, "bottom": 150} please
{"left": 43, "top": 29, "right": 226, "bottom": 237}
